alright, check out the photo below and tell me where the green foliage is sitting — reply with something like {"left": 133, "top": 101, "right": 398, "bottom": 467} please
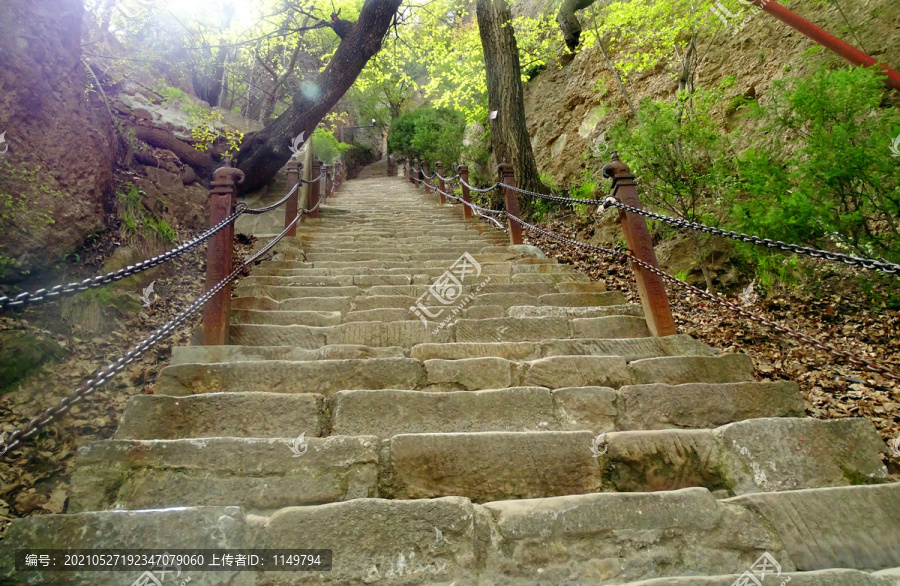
{"left": 312, "top": 128, "right": 351, "bottom": 164}
{"left": 388, "top": 107, "right": 465, "bottom": 167}
{"left": 116, "top": 183, "right": 176, "bottom": 245}
{"left": 0, "top": 159, "right": 61, "bottom": 276}
{"left": 156, "top": 84, "right": 243, "bottom": 155}
{"left": 609, "top": 80, "right": 738, "bottom": 226}
{"left": 732, "top": 66, "right": 900, "bottom": 264}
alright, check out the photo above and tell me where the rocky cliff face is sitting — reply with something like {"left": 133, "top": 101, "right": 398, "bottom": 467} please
{"left": 0, "top": 0, "right": 116, "bottom": 285}
{"left": 519, "top": 0, "right": 900, "bottom": 286}
{"left": 524, "top": 0, "right": 900, "bottom": 187}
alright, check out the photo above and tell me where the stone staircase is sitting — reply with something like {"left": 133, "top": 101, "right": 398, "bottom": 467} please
{"left": 2, "top": 164, "right": 899, "bottom": 585}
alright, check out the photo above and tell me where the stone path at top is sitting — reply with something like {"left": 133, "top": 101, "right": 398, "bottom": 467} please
{"left": 2, "top": 162, "right": 899, "bottom": 585}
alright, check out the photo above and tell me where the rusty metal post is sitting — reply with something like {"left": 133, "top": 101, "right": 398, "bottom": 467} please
{"left": 413, "top": 159, "right": 420, "bottom": 188}
{"left": 202, "top": 162, "right": 242, "bottom": 345}
{"left": 285, "top": 155, "right": 301, "bottom": 236}
{"left": 309, "top": 158, "right": 322, "bottom": 219}
{"left": 498, "top": 162, "right": 524, "bottom": 245}
{"left": 436, "top": 161, "right": 446, "bottom": 204}
{"left": 404, "top": 160, "right": 409, "bottom": 181}
{"left": 602, "top": 152, "right": 677, "bottom": 337}
{"left": 749, "top": 0, "right": 900, "bottom": 92}
{"left": 459, "top": 165, "right": 473, "bottom": 219}
{"left": 422, "top": 161, "right": 430, "bottom": 194}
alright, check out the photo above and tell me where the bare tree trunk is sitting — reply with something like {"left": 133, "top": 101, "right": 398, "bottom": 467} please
{"left": 133, "top": 125, "right": 215, "bottom": 175}
{"left": 475, "top": 0, "right": 547, "bottom": 210}
{"left": 235, "top": 0, "right": 401, "bottom": 194}
{"left": 557, "top": 0, "right": 597, "bottom": 51}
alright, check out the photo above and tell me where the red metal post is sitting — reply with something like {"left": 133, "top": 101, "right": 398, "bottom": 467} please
{"left": 413, "top": 159, "right": 420, "bottom": 188}
{"left": 309, "top": 158, "right": 322, "bottom": 219}
{"left": 602, "top": 153, "right": 677, "bottom": 337}
{"left": 202, "top": 162, "right": 242, "bottom": 345}
{"left": 436, "top": 161, "right": 446, "bottom": 204}
{"left": 285, "top": 155, "right": 300, "bottom": 236}
{"left": 459, "top": 165, "right": 473, "bottom": 220}
{"left": 749, "top": 0, "right": 900, "bottom": 92}
{"left": 498, "top": 162, "right": 524, "bottom": 245}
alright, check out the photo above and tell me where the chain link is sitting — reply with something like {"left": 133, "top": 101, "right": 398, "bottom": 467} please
{"left": 298, "top": 171, "right": 325, "bottom": 185}
{"left": 0, "top": 182, "right": 304, "bottom": 311}
{"left": 431, "top": 176, "right": 899, "bottom": 379}
{"left": 501, "top": 212, "right": 899, "bottom": 382}
{"left": 428, "top": 183, "right": 507, "bottom": 230}
{"left": 459, "top": 178, "right": 501, "bottom": 193}
{"left": 497, "top": 182, "right": 900, "bottom": 276}
{"left": 0, "top": 213, "right": 304, "bottom": 457}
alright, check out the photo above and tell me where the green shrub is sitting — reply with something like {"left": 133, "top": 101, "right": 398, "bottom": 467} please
{"left": 732, "top": 66, "right": 900, "bottom": 264}
{"left": 388, "top": 106, "right": 465, "bottom": 168}
{"left": 312, "top": 128, "right": 351, "bottom": 164}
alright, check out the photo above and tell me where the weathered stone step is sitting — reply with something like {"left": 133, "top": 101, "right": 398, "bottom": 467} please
{"left": 270, "top": 257, "right": 558, "bottom": 270}
{"left": 227, "top": 315, "right": 655, "bottom": 348}
{"left": 115, "top": 392, "right": 325, "bottom": 439}
{"left": 331, "top": 380, "right": 803, "bottom": 438}
{"left": 236, "top": 271, "right": 589, "bottom": 289}
{"left": 172, "top": 334, "right": 710, "bottom": 365}
{"left": 265, "top": 256, "right": 558, "bottom": 269}
{"left": 410, "top": 334, "right": 715, "bottom": 361}
{"left": 154, "top": 353, "right": 755, "bottom": 396}
{"left": 5, "top": 484, "right": 899, "bottom": 584}
{"left": 68, "top": 436, "right": 380, "bottom": 511}
{"left": 118, "top": 379, "right": 802, "bottom": 440}
{"left": 170, "top": 343, "right": 405, "bottom": 365}
{"left": 251, "top": 262, "right": 571, "bottom": 278}
{"left": 231, "top": 290, "right": 625, "bottom": 313}
{"left": 386, "top": 431, "right": 602, "bottom": 501}
{"left": 230, "top": 304, "right": 641, "bottom": 326}
{"left": 282, "top": 244, "right": 515, "bottom": 255}
{"left": 233, "top": 282, "right": 608, "bottom": 303}
{"left": 602, "top": 417, "right": 888, "bottom": 495}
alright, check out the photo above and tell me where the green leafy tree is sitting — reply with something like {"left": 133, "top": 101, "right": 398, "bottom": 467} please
{"left": 610, "top": 80, "right": 740, "bottom": 291}
{"left": 733, "top": 66, "right": 900, "bottom": 264}
{"left": 388, "top": 107, "right": 465, "bottom": 167}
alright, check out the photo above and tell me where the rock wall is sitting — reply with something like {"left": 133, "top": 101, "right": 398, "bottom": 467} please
{"left": 0, "top": 0, "right": 116, "bottom": 285}
{"left": 524, "top": 0, "right": 900, "bottom": 186}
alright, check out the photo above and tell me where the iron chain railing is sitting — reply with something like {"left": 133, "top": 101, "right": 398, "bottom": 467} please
{"left": 419, "top": 173, "right": 899, "bottom": 382}
{"left": 497, "top": 182, "right": 900, "bottom": 276}
{"left": 0, "top": 213, "right": 303, "bottom": 457}
{"left": 0, "top": 183, "right": 301, "bottom": 311}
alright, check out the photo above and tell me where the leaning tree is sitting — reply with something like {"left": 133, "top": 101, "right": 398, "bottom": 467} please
{"left": 235, "top": 0, "right": 402, "bottom": 194}
{"left": 475, "top": 0, "right": 548, "bottom": 205}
